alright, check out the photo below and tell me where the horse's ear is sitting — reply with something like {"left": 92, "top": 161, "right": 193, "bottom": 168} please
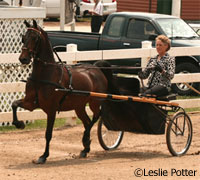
{"left": 24, "top": 20, "right": 31, "bottom": 27}
{"left": 33, "top": 19, "right": 38, "bottom": 29}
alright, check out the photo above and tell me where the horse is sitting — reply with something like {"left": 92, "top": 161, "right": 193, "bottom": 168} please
{"left": 12, "top": 20, "right": 112, "bottom": 164}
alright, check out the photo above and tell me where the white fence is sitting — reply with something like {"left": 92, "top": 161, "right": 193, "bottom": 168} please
{"left": 0, "top": 45, "right": 200, "bottom": 126}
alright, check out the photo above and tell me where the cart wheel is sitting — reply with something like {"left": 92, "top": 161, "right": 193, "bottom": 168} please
{"left": 166, "top": 111, "right": 192, "bottom": 156}
{"left": 97, "top": 119, "right": 124, "bottom": 150}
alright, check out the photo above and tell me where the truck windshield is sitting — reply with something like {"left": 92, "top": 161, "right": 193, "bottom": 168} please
{"left": 156, "top": 18, "right": 198, "bottom": 39}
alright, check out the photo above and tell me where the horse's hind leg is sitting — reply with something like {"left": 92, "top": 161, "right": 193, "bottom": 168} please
{"left": 89, "top": 100, "right": 101, "bottom": 126}
{"left": 75, "top": 107, "right": 94, "bottom": 158}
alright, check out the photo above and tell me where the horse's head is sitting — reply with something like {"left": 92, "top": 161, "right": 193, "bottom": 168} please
{"left": 19, "top": 20, "right": 44, "bottom": 64}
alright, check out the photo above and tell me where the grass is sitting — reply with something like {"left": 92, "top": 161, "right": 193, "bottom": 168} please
{"left": 0, "top": 96, "right": 199, "bottom": 132}
{"left": 185, "top": 107, "right": 200, "bottom": 112}
{"left": 0, "top": 125, "right": 18, "bottom": 132}
{"left": 0, "top": 118, "right": 81, "bottom": 133}
{"left": 177, "top": 95, "right": 199, "bottom": 99}
{"left": 177, "top": 95, "right": 200, "bottom": 112}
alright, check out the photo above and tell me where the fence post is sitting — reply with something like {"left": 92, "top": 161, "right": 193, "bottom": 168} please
{"left": 67, "top": 43, "right": 78, "bottom": 64}
{"left": 67, "top": 43, "right": 77, "bottom": 52}
{"left": 141, "top": 41, "right": 152, "bottom": 85}
{"left": 64, "top": 44, "right": 77, "bottom": 126}
{"left": 60, "top": 0, "right": 65, "bottom": 31}
{"left": 141, "top": 41, "right": 152, "bottom": 68}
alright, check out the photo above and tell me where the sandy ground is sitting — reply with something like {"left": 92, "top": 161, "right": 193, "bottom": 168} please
{"left": 0, "top": 21, "right": 199, "bottom": 180}
{"left": 0, "top": 112, "right": 200, "bottom": 180}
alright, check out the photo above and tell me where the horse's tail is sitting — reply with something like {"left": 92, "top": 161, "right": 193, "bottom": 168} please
{"left": 94, "top": 60, "right": 120, "bottom": 94}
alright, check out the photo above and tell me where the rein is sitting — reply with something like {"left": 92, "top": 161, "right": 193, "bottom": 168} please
{"left": 21, "top": 24, "right": 74, "bottom": 112}
{"left": 29, "top": 60, "right": 73, "bottom": 91}
{"left": 53, "top": 48, "right": 73, "bottom": 89}
{"left": 69, "top": 65, "right": 148, "bottom": 70}
{"left": 23, "top": 27, "right": 73, "bottom": 91}
{"left": 23, "top": 61, "right": 73, "bottom": 113}
{"left": 27, "top": 77, "right": 65, "bottom": 89}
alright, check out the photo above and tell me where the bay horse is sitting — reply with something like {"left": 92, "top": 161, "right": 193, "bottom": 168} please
{"left": 12, "top": 20, "right": 112, "bottom": 164}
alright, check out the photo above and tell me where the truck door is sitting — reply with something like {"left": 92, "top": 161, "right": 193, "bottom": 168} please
{"left": 122, "top": 18, "right": 158, "bottom": 48}
{"left": 99, "top": 16, "right": 126, "bottom": 50}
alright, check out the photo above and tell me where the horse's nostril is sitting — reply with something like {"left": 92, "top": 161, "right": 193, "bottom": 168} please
{"left": 19, "top": 58, "right": 30, "bottom": 64}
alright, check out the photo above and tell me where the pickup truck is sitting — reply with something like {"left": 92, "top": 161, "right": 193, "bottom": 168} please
{"left": 47, "top": 12, "right": 200, "bottom": 95}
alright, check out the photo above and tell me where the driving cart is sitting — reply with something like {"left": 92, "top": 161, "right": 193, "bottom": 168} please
{"left": 97, "top": 76, "right": 192, "bottom": 156}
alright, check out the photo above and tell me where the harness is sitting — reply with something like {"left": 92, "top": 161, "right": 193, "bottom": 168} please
{"left": 21, "top": 27, "right": 73, "bottom": 111}
{"left": 22, "top": 59, "right": 73, "bottom": 112}
{"left": 53, "top": 49, "right": 73, "bottom": 90}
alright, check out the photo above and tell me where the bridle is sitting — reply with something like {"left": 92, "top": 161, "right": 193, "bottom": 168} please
{"left": 21, "top": 27, "right": 73, "bottom": 93}
{"left": 22, "top": 27, "right": 43, "bottom": 59}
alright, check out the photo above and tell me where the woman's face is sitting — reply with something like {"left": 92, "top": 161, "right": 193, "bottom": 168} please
{"left": 156, "top": 39, "right": 168, "bottom": 56}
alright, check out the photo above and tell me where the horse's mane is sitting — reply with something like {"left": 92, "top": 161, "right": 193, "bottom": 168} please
{"left": 37, "top": 25, "right": 48, "bottom": 39}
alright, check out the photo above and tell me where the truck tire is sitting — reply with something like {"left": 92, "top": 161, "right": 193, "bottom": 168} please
{"left": 171, "top": 63, "right": 199, "bottom": 95}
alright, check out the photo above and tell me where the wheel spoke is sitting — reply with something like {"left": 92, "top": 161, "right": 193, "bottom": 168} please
{"left": 98, "top": 119, "right": 124, "bottom": 150}
{"left": 166, "top": 112, "right": 192, "bottom": 156}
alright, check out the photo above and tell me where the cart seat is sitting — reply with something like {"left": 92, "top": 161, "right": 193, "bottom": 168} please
{"left": 157, "top": 93, "right": 177, "bottom": 101}
{"left": 115, "top": 76, "right": 140, "bottom": 96}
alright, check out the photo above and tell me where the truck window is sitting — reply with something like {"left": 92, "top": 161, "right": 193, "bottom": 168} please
{"left": 108, "top": 16, "right": 125, "bottom": 37}
{"left": 156, "top": 18, "right": 198, "bottom": 38}
{"left": 127, "top": 19, "right": 157, "bottom": 39}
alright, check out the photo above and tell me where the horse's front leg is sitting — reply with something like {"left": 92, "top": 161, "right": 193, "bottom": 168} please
{"left": 12, "top": 99, "right": 26, "bottom": 129}
{"left": 33, "top": 111, "right": 56, "bottom": 164}
{"left": 12, "top": 98, "right": 38, "bottom": 129}
{"left": 12, "top": 81, "right": 38, "bottom": 129}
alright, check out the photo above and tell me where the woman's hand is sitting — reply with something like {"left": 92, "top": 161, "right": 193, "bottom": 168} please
{"left": 154, "top": 64, "right": 163, "bottom": 73}
{"left": 138, "top": 71, "right": 144, "bottom": 79}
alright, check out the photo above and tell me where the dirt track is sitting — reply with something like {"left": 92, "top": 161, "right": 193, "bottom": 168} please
{"left": 0, "top": 112, "right": 200, "bottom": 180}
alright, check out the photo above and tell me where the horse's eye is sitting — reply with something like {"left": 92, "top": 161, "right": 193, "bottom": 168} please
{"left": 22, "top": 35, "right": 25, "bottom": 44}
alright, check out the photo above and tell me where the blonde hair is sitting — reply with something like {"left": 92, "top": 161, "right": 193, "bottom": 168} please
{"left": 156, "top": 35, "right": 171, "bottom": 51}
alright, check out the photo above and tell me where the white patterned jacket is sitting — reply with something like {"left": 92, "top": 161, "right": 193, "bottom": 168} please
{"left": 139, "top": 53, "right": 175, "bottom": 89}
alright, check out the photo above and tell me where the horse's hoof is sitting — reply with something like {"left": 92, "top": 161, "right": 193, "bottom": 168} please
{"left": 13, "top": 121, "right": 25, "bottom": 129}
{"left": 32, "top": 157, "right": 46, "bottom": 164}
{"left": 80, "top": 151, "right": 87, "bottom": 158}
{"left": 18, "top": 121, "right": 25, "bottom": 129}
